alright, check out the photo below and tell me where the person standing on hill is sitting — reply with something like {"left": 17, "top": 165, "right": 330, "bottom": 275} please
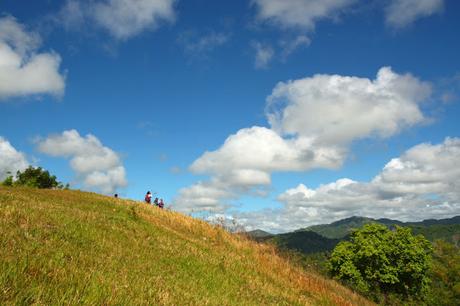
{"left": 153, "top": 197, "right": 159, "bottom": 207}
{"left": 159, "top": 199, "right": 164, "bottom": 209}
{"left": 145, "top": 191, "right": 152, "bottom": 204}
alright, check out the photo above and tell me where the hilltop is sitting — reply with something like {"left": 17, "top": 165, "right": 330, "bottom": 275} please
{"left": 0, "top": 187, "right": 371, "bottom": 305}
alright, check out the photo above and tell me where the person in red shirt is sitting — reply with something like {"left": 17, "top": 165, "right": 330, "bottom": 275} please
{"left": 144, "top": 191, "right": 152, "bottom": 204}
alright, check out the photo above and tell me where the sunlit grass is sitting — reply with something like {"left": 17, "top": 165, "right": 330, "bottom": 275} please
{"left": 0, "top": 187, "right": 372, "bottom": 305}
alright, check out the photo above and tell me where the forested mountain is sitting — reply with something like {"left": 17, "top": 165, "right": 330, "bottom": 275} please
{"left": 248, "top": 215, "right": 460, "bottom": 254}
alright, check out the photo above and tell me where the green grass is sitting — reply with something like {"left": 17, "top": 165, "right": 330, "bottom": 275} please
{"left": 0, "top": 187, "right": 372, "bottom": 305}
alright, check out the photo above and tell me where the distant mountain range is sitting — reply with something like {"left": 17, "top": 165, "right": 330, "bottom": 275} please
{"left": 247, "top": 215, "right": 460, "bottom": 255}
{"left": 303, "top": 215, "right": 460, "bottom": 240}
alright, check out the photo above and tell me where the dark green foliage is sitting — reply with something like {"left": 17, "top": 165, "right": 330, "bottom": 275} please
{"left": 1, "top": 166, "right": 65, "bottom": 189}
{"left": 406, "top": 216, "right": 460, "bottom": 227}
{"left": 248, "top": 216, "right": 459, "bottom": 258}
{"left": 409, "top": 224, "right": 460, "bottom": 246}
{"left": 428, "top": 240, "right": 460, "bottom": 305}
{"left": 271, "top": 231, "right": 340, "bottom": 254}
{"left": 265, "top": 218, "right": 459, "bottom": 304}
{"left": 301, "top": 252, "right": 330, "bottom": 275}
{"left": 2, "top": 175, "right": 13, "bottom": 187}
{"left": 328, "top": 223, "right": 432, "bottom": 302}
{"left": 15, "top": 166, "right": 59, "bottom": 188}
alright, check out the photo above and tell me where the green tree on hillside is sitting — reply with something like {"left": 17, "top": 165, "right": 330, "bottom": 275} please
{"left": 328, "top": 223, "right": 432, "bottom": 302}
{"left": 428, "top": 240, "right": 460, "bottom": 305}
{"left": 2, "top": 166, "right": 68, "bottom": 189}
{"left": 1, "top": 172, "right": 14, "bottom": 187}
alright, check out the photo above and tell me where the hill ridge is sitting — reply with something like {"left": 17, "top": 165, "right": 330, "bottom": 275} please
{"left": 249, "top": 215, "right": 460, "bottom": 255}
{"left": 303, "top": 215, "right": 460, "bottom": 240}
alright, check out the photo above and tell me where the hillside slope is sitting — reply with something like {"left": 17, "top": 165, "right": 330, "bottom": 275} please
{"left": 0, "top": 188, "right": 371, "bottom": 305}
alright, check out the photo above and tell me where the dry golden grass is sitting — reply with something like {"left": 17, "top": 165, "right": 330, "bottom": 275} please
{"left": 0, "top": 187, "right": 373, "bottom": 305}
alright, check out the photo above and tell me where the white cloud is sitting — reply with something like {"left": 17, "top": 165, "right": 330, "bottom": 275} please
{"left": 58, "top": 0, "right": 176, "bottom": 40}
{"left": 240, "top": 137, "right": 460, "bottom": 233}
{"left": 253, "top": 0, "right": 356, "bottom": 30}
{"left": 0, "top": 16, "right": 65, "bottom": 100}
{"left": 0, "top": 137, "right": 29, "bottom": 180}
{"left": 253, "top": 0, "right": 339, "bottom": 64}
{"left": 280, "top": 35, "right": 311, "bottom": 58}
{"left": 374, "top": 137, "right": 460, "bottom": 201}
{"left": 58, "top": 0, "right": 86, "bottom": 31}
{"left": 190, "top": 126, "right": 343, "bottom": 179}
{"left": 385, "top": 0, "right": 444, "bottom": 28}
{"left": 175, "top": 180, "right": 233, "bottom": 212}
{"left": 176, "top": 126, "right": 344, "bottom": 212}
{"left": 93, "top": 0, "right": 176, "bottom": 40}
{"left": 267, "top": 67, "right": 431, "bottom": 145}
{"left": 174, "top": 67, "right": 431, "bottom": 213}
{"left": 252, "top": 42, "right": 274, "bottom": 69}
{"left": 178, "top": 31, "right": 230, "bottom": 58}
{"left": 36, "top": 129, "right": 127, "bottom": 194}
{"left": 174, "top": 126, "right": 345, "bottom": 211}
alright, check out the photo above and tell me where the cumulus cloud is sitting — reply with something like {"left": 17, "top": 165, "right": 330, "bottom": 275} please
{"left": 57, "top": 0, "right": 176, "bottom": 40}
{"left": 174, "top": 67, "right": 431, "bottom": 213}
{"left": 267, "top": 66, "right": 431, "bottom": 145}
{"left": 93, "top": 0, "right": 176, "bottom": 39}
{"left": 239, "top": 138, "right": 460, "bottom": 233}
{"left": 0, "top": 137, "right": 29, "bottom": 180}
{"left": 176, "top": 126, "right": 344, "bottom": 212}
{"left": 374, "top": 137, "right": 460, "bottom": 200}
{"left": 190, "top": 126, "right": 343, "bottom": 179}
{"left": 36, "top": 129, "right": 127, "bottom": 194}
{"left": 253, "top": 0, "right": 356, "bottom": 30}
{"left": 175, "top": 180, "right": 234, "bottom": 212}
{"left": 252, "top": 41, "right": 274, "bottom": 69}
{"left": 385, "top": 0, "right": 444, "bottom": 28}
{"left": 0, "top": 16, "right": 65, "bottom": 100}
{"left": 258, "top": 138, "right": 460, "bottom": 230}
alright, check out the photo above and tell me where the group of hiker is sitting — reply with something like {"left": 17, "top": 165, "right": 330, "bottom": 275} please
{"left": 144, "top": 191, "right": 165, "bottom": 208}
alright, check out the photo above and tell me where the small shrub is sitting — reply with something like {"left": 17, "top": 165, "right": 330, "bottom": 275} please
{"left": 2, "top": 166, "right": 67, "bottom": 189}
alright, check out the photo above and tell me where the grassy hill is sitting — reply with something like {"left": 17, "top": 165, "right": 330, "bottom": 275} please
{"left": 0, "top": 187, "right": 371, "bottom": 305}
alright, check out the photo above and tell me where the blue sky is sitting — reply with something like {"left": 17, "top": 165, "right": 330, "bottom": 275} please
{"left": 1, "top": 0, "right": 460, "bottom": 232}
